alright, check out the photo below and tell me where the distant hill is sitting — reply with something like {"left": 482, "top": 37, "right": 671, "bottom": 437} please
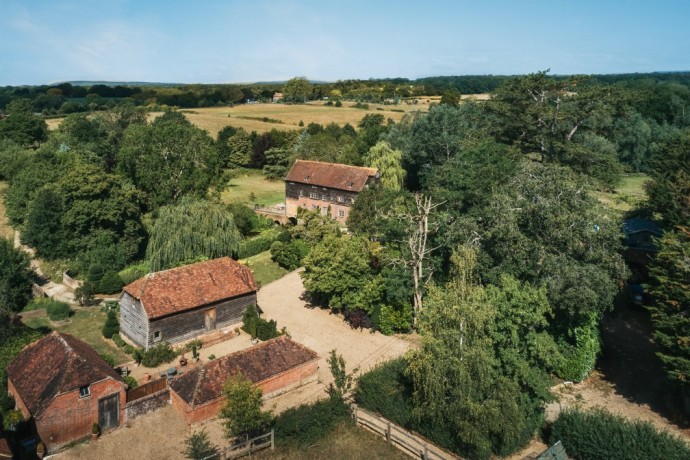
{"left": 63, "top": 81, "right": 184, "bottom": 87}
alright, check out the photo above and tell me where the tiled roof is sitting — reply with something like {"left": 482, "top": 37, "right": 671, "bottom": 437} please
{"left": 285, "top": 160, "right": 378, "bottom": 192}
{"left": 6, "top": 332, "right": 124, "bottom": 417}
{"left": 123, "top": 257, "right": 257, "bottom": 320}
{"left": 169, "top": 336, "right": 318, "bottom": 407}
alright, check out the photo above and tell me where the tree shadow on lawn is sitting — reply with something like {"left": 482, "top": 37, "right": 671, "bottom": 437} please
{"left": 597, "top": 306, "right": 689, "bottom": 428}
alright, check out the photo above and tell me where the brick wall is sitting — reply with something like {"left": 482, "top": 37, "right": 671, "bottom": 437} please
{"left": 285, "top": 182, "right": 359, "bottom": 223}
{"left": 125, "top": 388, "right": 170, "bottom": 421}
{"left": 7, "top": 378, "right": 31, "bottom": 420}
{"left": 34, "top": 378, "right": 126, "bottom": 453}
{"left": 170, "top": 358, "right": 319, "bottom": 425}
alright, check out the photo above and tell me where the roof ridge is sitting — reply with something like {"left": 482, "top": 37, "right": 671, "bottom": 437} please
{"left": 191, "top": 366, "right": 207, "bottom": 407}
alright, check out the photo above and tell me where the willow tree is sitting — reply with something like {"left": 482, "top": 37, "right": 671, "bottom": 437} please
{"left": 365, "top": 140, "right": 406, "bottom": 191}
{"left": 147, "top": 198, "right": 242, "bottom": 271}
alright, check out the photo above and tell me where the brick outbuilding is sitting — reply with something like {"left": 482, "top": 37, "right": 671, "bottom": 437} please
{"left": 169, "top": 336, "right": 319, "bottom": 424}
{"left": 6, "top": 332, "right": 126, "bottom": 453}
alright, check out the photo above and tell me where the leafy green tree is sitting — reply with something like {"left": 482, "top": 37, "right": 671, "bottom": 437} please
{"left": 645, "top": 130, "right": 690, "bottom": 227}
{"left": 0, "top": 99, "right": 48, "bottom": 147}
{"left": 440, "top": 89, "right": 461, "bottom": 106}
{"left": 647, "top": 227, "right": 690, "bottom": 390}
{"left": 356, "top": 113, "right": 388, "bottom": 157}
{"left": 182, "top": 429, "right": 219, "bottom": 460}
{"left": 0, "top": 140, "right": 31, "bottom": 181}
{"left": 408, "top": 247, "right": 551, "bottom": 459}
{"left": 22, "top": 187, "right": 64, "bottom": 259}
{"left": 0, "top": 238, "right": 34, "bottom": 313}
{"left": 326, "top": 349, "right": 356, "bottom": 401}
{"left": 301, "top": 235, "right": 374, "bottom": 309}
{"left": 262, "top": 147, "right": 292, "bottom": 180}
{"left": 147, "top": 198, "right": 242, "bottom": 271}
{"left": 283, "top": 76, "right": 312, "bottom": 103}
{"left": 365, "top": 140, "right": 405, "bottom": 191}
{"left": 117, "top": 112, "right": 223, "bottom": 210}
{"left": 227, "top": 202, "right": 260, "bottom": 236}
{"left": 219, "top": 374, "right": 273, "bottom": 439}
{"left": 226, "top": 128, "right": 253, "bottom": 168}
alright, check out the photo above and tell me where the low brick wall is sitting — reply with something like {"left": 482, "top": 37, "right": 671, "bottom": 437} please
{"left": 125, "top": 388, "right": 170, "bottom": 421}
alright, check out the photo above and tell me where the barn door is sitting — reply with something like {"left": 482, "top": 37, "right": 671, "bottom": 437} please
{"left": 205, "top": 308, "right": 217, "bottom": 331}
{"left": 98, "top": 393, "right": 120, "bottom": 431}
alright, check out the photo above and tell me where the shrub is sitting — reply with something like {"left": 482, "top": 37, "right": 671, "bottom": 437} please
{"left": 123, "top": 375, "right": 138, "bottom": 389}
{"left": 237, "top": 231, "right": 281, "bottom": 259}
{"left": 335, "top": 100, "right": 342, "bottom": 107}
{"left": 99, "top": 353, "right": 116, "bottom": 367}
{"left": 46, "top": 300, "right": 71, "bottom": 321}
{"left": 140, "top": 342, "right": 177, "bottom": 367}
{"left": 124, "top": 344, "right": 135, "bottom": 355}
{"left": 87, "top": 263, "right": 105, "bottom": 282}
{"left": 551, "top": 408, "right": 690, "bottom": 460}
{"left": 132, "top": 348, "right": 143, "bottom": 364}
{"left": 102, "top": 311, "right": 119, "bottom": 339}
{"left": 274, "top": 397, "right": 350, "bottom": 447}
{"left": 555, "top": 319, "right": 601, "bottom": 382}
{"left": 208, "top": 354, "right": 216, "bottom": 360}
{"left": 99, "top": 270, "right": 124, "bottom": 294}
{"left": 377, "top": 304, "right": 413, "bottom": 335}
{"left": 355, "top": 358, "right": 414, "bottom": 427}
{"left": 270, "top": 239, "right": 309, "bottom": 270}
{"left": 183, "top": 429, "right": 219, "bottom": 460}
{"left": 242, "top": 305, "right": 284, "bottom": 340}
{"left": 112, "top": 334, "right": 126, "bottom": 347}
{"left": 75, "top": 281, "right": 97, "bottom": 306}
{"left": 343, "top": 306, "right": 372, "bottom": 330}
{"left": 2, "top": 409, "right": 24, "bottom": 431}
{"left": 118, "top": 261, "right": 150, "bottom": 285}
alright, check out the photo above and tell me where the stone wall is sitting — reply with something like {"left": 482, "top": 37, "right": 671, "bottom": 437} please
{"left": 125, "top": 388, "right": 170, "bottom": 421}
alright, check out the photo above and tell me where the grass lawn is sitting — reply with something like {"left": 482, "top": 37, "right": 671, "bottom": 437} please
{"left": 22, "top": 308, "right": 131, "bottom": 365}
{"left": 257, "top": 420, "right": 408, "bottom": 460}
{"left": 0, "top": 181, "right": 14, "bottom": 241}
{"left": 241, "top": 250, "right": 289, "bottom": 288}
{"left": 594, "top": 173, "right": 650, "bottom": 212}
{"left": 221, "top": 169, "right": 285, "bottom": 206}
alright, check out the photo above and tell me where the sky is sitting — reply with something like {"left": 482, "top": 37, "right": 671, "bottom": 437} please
{"left": 1, "top": 0, "right": 689, "bottom": 86}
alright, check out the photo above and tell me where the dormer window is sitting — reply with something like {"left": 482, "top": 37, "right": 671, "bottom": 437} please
{"left": 348, "top": 181, "right": 354, "bottom": 187}
{"left": 79, "top": 385, "right": 90, "bottom": 398}
{"left": 305, "top": 175, "right": 310, "bottom": 180}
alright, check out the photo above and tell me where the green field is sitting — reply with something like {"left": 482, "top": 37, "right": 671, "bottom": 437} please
{"left": 594, "top": 173, "right": 650, "bottom": 211}
{"left": 221, "top": 169, "right": 285, "bottom": 206}
{"left": 241, "top": 250, "right": 289, "bottom": 287}
{"left": 22, "top": 309, "right": 131, "bottom": 365}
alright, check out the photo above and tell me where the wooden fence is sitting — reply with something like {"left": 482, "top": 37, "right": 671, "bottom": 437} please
{"left": 126, "top": 378, "right": 167, "bottom": 403}
{"left": 201, "top": 430, "right": 274, "bottom": 460}
{"left": 352, "top": 405, "right": 461, "bottom": 460}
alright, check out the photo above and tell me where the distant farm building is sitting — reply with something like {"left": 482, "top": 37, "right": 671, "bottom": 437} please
{"left": 6, "top": 332, "right": 127, "bottom": 453}
{"left": 272, "top": 92, "right": 284, "bottom": 103}
{"left": 119, "top": 257, "right": 258, "bottom": 350}
{"left": 622, "top": 217, "right": 663, "bottom": 273}
{"left": 169, "top": 336, "right": 319, "bottom": 424}
{"left": 285, "top": 160, "right": 379, "bottom": 223}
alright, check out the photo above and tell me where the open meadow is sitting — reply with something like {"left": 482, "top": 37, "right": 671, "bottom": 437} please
{"left": 594, "top": 173, "right": 650, "bottom": 212}
{"left": 220, "top": 169, "right": 284, "bottom": 206}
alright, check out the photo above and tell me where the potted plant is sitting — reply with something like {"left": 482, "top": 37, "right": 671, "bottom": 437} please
{"left": 234, "top": 327, "right": 241, "bottom": 336}
{"left": 179, "top": 354, "right": 188, "bottom": 367}
{"left": 36, "top": 441, "right": 46, "bottom": 459}
{"left": 191, "top": 344, "right": 200, "bottom": 362}
{"left": 91, "top": 422, "right": 100, "bottom": 440}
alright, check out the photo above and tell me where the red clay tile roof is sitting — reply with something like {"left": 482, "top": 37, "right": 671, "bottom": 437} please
{"left": 6, "top": 332, "right": 124, "bottom": 418}
{"left": 0, "top": 435, "right": 12, "bottom": 459}
{"left": 169, "top": 336, "right": 318, "bottom": 407}
{"left": 123, "top": 257, "right": 258, "bottom": 320}
{"left": 285, "top": 160, "right": 378, "bottom": 192}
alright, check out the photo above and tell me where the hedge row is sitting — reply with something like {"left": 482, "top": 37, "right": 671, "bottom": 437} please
{"left": 551, "top": 408, "right": 690, "bottom": 460}
{"left": 236, "top": 230, "right": 282, "bottom": 259}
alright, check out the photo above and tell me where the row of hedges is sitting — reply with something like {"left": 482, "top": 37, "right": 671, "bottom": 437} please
{"left": 551, "top": 408, "right": 690, "bottom": 460}
{"left": 273, "top": 396, "right": 350, "bottom": 448}
{"left": 24, "top": 298, "right": 71, "bottom": 321}
{"left": 237, "top": 230, "right": 284, "bottom": 259}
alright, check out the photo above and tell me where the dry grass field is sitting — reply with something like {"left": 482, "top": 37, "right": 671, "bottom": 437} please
{"left": 45, "top": 94, "right": 490, "bottom": 136}
{"left": 0, "top": 181, "right": 14, "bottom": 241}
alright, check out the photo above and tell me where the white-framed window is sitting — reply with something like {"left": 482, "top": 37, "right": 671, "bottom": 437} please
{"left": 309, "top": 192, "right": 319, "bottom": 199}
{"left": 79, "top": 385, "right": 90, "bottom": 398}
{"left": 337, "top": 196, "right": 344, "bottom": 203}
{"left": 338, "top": 210, "right": 345, "bottom": 217}
{"left": 154, "top": 330, "right": 161, "bottom": 342}
{"left": 299, "top": 190, "right": 304, "bottom": 197}
{"left": 322, "top": 194, "right": 327, "bottom": 201}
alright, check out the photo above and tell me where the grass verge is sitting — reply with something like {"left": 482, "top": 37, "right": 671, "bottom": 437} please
{"left": 22, "top": 308, "right": 130, "bottom": 365}
{"left": 241, "top": 250, "right": 288, "bottom": 288}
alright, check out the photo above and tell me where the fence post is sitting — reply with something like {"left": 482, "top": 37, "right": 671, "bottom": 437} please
{"left": 270, "top": 429, "right": 275, "bottom": 450}
{"left": 386, "top": 421, "right": 392, "bottom": 444}
{"left": 353, "top": 407, "right": 358, "bottom": 425}
{"left": 423, "top": 444, "right": 428, "bottom": 460}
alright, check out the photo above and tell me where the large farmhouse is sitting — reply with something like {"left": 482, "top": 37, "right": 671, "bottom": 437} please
{"left": 169, "top": 336, "right": 319, "bottom": 424}
{"left": 285, "top": 160, "right": 379, "bottom": 223}
{"left": 6, "top": 332, "right": 127, "bottom": 453}
{"left": 120, "top": 257, "right": 258, "bottom": 350}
